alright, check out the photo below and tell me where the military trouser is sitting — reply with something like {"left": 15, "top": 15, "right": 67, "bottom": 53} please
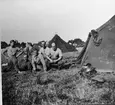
{"left": 8, "top": 56, "right": 20, "bottom": 72}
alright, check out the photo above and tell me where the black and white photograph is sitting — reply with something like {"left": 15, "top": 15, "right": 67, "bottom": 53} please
{"left": 0, "top": 0, "right": 115, "bottom": 105}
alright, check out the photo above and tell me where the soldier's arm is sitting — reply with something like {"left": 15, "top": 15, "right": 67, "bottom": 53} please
{"left": 54, "top": 49, "right": 63, "bottom": 62}
{"left": 16, "top": 47, "right": 25, "bottom": 58}
{"left": 39, "top": 54, "right": 47, "bottom": 72}
{"left": 2, "top": 47, "right": 9, "bottom": 58}
{"left": 45, "top": 49, "right": 53, "bottom": 62}
{"left": 45, "top": 55, "right": 53, "bottom": 62}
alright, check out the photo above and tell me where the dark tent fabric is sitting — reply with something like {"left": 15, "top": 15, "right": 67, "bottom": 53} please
{"left": 49, "top": 34, "right": 76, "bottom": 53}
{"left": 76, "top": 15, "right": 115, "bottom": 71}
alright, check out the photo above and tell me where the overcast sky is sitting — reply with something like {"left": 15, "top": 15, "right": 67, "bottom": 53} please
{"left": 0, "top": 0, "right": 115, "bottom": 43}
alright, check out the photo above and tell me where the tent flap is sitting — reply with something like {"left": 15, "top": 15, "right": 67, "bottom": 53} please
{"left": 76, "top": 15, "right": 115, "bottom": 71}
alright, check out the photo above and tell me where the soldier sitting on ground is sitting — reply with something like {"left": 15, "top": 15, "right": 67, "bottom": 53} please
{"left": 46, "top": 43, "right": 63, "bottom": 69}
{"left": 32, "top": 49, "right": 47, "bottom": 73}
{"left": 39, "top": 41, "right": 56, "bottom": 69}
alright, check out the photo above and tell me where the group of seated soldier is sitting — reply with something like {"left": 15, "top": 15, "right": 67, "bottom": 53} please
{"left": 2, "top": 40, "right": 63, "bottom": 73}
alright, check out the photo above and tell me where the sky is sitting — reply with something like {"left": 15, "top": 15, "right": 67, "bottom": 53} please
{"left": 0, "top": 0, "right": 115, "bottom": 43}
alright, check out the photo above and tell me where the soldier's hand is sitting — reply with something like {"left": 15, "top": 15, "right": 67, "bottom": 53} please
{"left": 5, "top": 56, "right": 9, "bottom": 60}
{"left": 33, "top": 68, "right": 36, "bottom": 71}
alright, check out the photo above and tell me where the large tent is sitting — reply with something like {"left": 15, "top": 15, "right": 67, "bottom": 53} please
{"left": 49, "top": 34, "right": 76, "bottom": 53}
{"left": 76, "top": 15, "right": 115, "bottom": 71}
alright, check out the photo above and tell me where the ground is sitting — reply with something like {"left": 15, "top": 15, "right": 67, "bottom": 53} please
{"left": 2, "top": 51, "right": 115, "bottom": 105}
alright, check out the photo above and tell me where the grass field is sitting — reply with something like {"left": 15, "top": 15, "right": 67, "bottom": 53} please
{"left": 63, "top": 51, "right": 79, "bottom": 58}
{"left": 2, "top": 51, "right": 115, "bottom": 105}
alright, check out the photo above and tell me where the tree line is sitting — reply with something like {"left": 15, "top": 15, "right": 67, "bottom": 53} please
{"left": 68, "top": 38, "right": 85, "bottom": 47}
{"left": 1, "top": 40, "right": 26, "bottom": 49}
{"left": 1, "top": 38, "right": 85, "bottom": 49}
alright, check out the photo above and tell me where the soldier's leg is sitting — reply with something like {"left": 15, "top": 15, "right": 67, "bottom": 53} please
{"left": 44, "top": 58, "right": 50, "bottom": 70}
{"left": 38, "top": 54, "right": 47, "bottom": 72}
{"left": 12, "top": 57, "right": 20, "bottom": 72}
{"left": 7, "top": 58, "right": 13, "bottom": 71}
{"left": 32, "top": 61, "right": 37, "bottom": 71}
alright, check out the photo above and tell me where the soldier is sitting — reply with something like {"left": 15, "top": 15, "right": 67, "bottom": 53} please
{"left": 24, "top": 43, "right": 33, "bottom": 56}
{"left": 32, "top": 50, "right": 47, "bottom": 72}
{"left": 49, "top": 43, "right": 63, "bottom": 63}
{"left": 39, "top": 41, "right": 52, "bottom": 68}
{"left": 17, "top": 42, "right": 34, "bottom": 62}
{"left": 2, "top": 40, "right": 21, "bottom": 73}
{"left": 39, "top": 41, "right": 50, "bottom": 58}
{"left": 46, "top": 43, "right": 63, "bottom": 69}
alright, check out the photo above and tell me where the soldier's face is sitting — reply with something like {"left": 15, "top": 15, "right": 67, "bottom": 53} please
{"left": 10, "top": 42, "right": 14, "bottom": 47}
{"left": 26, "top": 43, "right": 29, "bottom": 47}
{"left": 42, "top": 42, "right": 45, "bottom": 47}
{"left": 52, "top": 45, "right": 56, "bottom": 50}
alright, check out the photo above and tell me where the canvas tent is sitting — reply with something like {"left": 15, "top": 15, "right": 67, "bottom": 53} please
{"left": 76, "top": 15, "right": 115, "bottom": 71}
{"left": 49, "top": 34, "right": 76, "bottom": 53}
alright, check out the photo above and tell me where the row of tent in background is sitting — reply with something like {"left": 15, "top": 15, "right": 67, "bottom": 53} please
{"left": 1, "top": 34, "right": 85, "bottom": 53}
